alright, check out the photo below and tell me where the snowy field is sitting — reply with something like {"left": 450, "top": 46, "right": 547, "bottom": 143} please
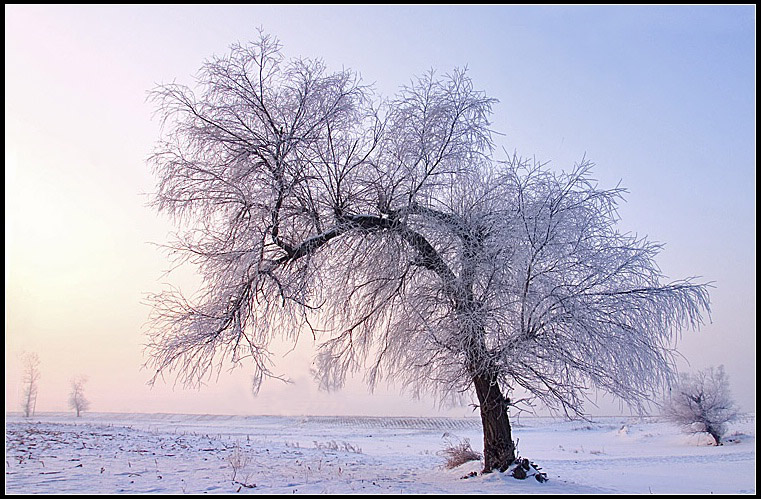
{"left": 5, "top": 411, "right": 755, "bottom": 494}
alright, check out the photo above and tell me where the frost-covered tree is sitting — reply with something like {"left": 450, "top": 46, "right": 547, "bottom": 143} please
{"left": 145, "top": 31, "right": 711, "bottom": 472}
{"left": 21, "top": 352, "right": 41, "bottom": 418}
{"left": 68, "top": 376, "right": 90, "bottom": 417}
{"left": 664, "top": 365, "right": 738, "bottom": 445}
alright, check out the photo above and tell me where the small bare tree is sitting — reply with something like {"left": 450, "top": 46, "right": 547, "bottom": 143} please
{"left": 145, "top": 31, "right": 711, "bottom": 472}
{"left": 68, "top": 376, "right": 91, "bottom": 417}
{"left": 664, "top": 365, "right": 739, "bottom": 445}
{"left": 21, "top": 352, "right": 41, "bottom": 418}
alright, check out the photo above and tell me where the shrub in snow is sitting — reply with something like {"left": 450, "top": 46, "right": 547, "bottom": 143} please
{"left": 227, "top": 443, "right": 256, "bottom": 489}
{"left": 439, "top": 434, "right": 482, "bottom": 469}
{"left": 314, "top": 440, "right": 363, "bottom": 454}
{"left": 664, "top": 365, "right": 739, "bottom": 446}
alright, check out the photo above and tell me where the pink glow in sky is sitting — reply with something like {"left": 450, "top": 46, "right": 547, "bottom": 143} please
{"left": 5, "top": 5, "right": 755, "bottom": 417}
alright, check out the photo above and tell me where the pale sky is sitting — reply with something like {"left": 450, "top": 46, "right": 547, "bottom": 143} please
{"left": 5, "top": 5, "right": 755, "bottom": 417}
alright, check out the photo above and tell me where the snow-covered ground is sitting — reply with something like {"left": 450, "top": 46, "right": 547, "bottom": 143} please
{"left": 5, "top": 411, "right": 755, "bottom": 494}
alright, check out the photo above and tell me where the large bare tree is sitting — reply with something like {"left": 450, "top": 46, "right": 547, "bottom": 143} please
{"left": 145, "top": 32, "right": 710, "bottom": 472}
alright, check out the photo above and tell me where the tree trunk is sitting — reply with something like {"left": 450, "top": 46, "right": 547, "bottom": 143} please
{"left": 473, "top": 371, "right": 516, "bottom": 472}
{"left": 707, "top": 427, "right": 722, "bottom": 446}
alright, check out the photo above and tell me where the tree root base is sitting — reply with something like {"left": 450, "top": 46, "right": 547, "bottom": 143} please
{"left": 466, "top": 457, "right": 548, "bottom": 482}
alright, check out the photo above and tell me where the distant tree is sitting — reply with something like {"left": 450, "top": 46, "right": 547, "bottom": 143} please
{"left": 68, "top": 376, "right": 91, "bottom": 417}
{"left": 145, "top": 31, "right": 711, "bottom": 472}
{"left": 21, "top": 352, "right": 41, "bottom": 418}
{"left": 664, "top": 365, "right": 739, "bottom": 445}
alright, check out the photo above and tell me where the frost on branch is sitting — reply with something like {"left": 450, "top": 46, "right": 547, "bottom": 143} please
{"left": 144, "top": 30, "right": 710, "bottom": 472}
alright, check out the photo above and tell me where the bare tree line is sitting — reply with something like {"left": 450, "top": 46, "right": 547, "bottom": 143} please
{"left": 18, "top": 352, "right": 91, "bottom": 418}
